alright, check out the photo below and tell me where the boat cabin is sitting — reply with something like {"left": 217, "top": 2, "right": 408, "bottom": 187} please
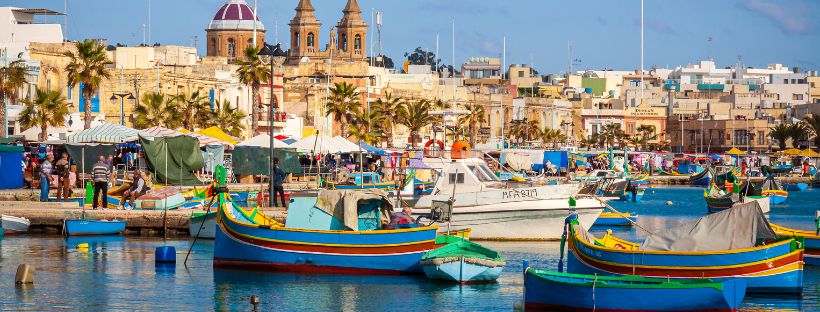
{"left": 284, "top": 191, "right": 403, "bottom": 231}
{"left": 428, "top": 158, "right": 503, "bottom": 194}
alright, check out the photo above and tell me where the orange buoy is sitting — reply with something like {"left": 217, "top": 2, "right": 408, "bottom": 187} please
{"left": 451, "top": 141, "right": 471, "bottom": 159}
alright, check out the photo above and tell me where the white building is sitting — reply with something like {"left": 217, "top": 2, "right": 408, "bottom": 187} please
{"left": 0, "top": 7, "right": 64, "bottom": 59}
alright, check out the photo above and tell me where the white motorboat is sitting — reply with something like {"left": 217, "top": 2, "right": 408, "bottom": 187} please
{"left": 414, "top": 158, "right": 604, "bottom": 240}
{"left": 2, "top": 215, "right": 31, "bottom": 233}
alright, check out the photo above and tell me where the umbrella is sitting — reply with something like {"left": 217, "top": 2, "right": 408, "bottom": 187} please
{"left": 725, "top": 147, "right": 746, "bottom": 155}
{"left": 799, "top": 149, "right": 820, "bottom": 158}
{"left": 782, "top": 148, "right": 801, "bottom": 156}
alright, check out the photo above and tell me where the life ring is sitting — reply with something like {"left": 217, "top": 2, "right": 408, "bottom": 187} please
{"left": 423, "top": 140, "right": 444, "bottom": 157}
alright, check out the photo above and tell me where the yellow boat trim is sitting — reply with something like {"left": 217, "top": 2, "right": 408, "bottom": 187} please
{"left": 598, "top": 212, "right": 633, "bottom": 219}
{"left": 742, "top": 261, "right": 803, "bottom": 277}
{"left": 573, "top": 227, "right": 796, "bottom": 255}
{"left": 761, "top": 189, "right": 788, "bottom": 197}
{"left": 572, "top": 241, "right": 804, "bottom": 270}
{"left": 770, "top": 223, "right": 819, "bottom": 239}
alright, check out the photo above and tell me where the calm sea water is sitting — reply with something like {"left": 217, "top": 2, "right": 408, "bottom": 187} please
{"left": 0, "top": 187, "right": 817, "bottom": 311}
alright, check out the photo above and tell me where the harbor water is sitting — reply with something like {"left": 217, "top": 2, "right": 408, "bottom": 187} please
{"left": 0, "top": 187, "right": 817, "bottom": 311}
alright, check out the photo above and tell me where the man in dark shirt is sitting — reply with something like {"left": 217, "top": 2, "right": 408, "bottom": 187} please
{"left": 92, "top": 156, "right": 110, "bottom": 209}
{"left": 54, "top": 153, "right": 71, "bottom": 201}
{"left": 272, "top": 158, "right": 286, "bottom": 207}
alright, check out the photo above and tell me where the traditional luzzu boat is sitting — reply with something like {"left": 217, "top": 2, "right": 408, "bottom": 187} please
{"left": 599, "top": 179, "right": 644, "bottom": 203}
{"left": 626, "top": 173, "right": 648, "bottom": 187}
{"left": 593, "top": 212, "right": 637, "bottom": 227}
{"left": 1, "top": 215, "right": 31, "bottom": 233}
{"left": 565, "top": 201, "right": 804, "bottom": 294}
{"left": 771, "top": 223, "right": 819, "bottom": 266}
{"left": 421, "top": 235, "right": 505, "bottom": 284}
{"left": 703, "top": 183, "right": 740, "bottom": 214}
{"left": 689, "top": 168, "right": 712, "bottom": 186}
{"left": 189, "top": 211, "right": 217, "bottom": 239}
{"left": 755, "top": 175, "right": 788, "bottom": 205}
{"left": 321, "top": 172, "right": 396, "bottom": 190}
{"left": 523, "top": 266, "right": 747, "bottom": 311}
{"left": 212, "top": 166, "right": 439, "bottom": 274}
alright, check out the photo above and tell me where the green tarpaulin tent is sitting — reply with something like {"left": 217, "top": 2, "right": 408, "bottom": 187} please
{"left": 230, "top": 146, "right": 302, "bottom": 176}
{"left": 140, "top": 135, "right": 204, "bottom": 186}
{"left": 65, "top": 143, "right": 116, "bottom": 174}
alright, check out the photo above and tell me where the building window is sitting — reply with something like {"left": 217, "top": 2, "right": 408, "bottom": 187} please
{"left": 247, "top": 38, "right": 253, "bottom": 49}
{"left": 227, "top": 38, "right": 236, "bottom": 59}
{"left": 518, "top": 71, "right": 524, "bottom": 78}
{"left": 757, "top": 131, "right": 764, "bottom": 145}
{"left": 354, "top": 34, "right": 361, "bottom": 51}
{"left": 210, "top": 38, "right": 216, "bottom": 54}
{"left": 307, "top": 33, "right": 314, "bottom": 47}
{"left": 793, "top": 94, "right": 804, "bottom": 100}
{"left": 340, "top": 34, "right": 348, "bottom": 51}
{"left": 734, "top": 130, "right": 748, "bottom": 146}
{"left": 294, "top": 32, "right": 300, "bottom": 48}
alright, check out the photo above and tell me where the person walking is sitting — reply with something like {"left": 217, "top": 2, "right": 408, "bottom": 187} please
{"left": 92, "top": 156, "right": 110, "bottom": 209}
{"left": 272, "top": 158, "right": 286, "bottom": 207}
{"left": 54, "top": 153, "right": 71, "bottom": 201}
{"left": 39, "top": 154, "right": 54, "bottom": 202}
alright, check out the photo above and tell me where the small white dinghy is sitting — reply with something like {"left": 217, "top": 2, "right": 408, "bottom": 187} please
{"left": 2, "top": 215, "right": 31, "bottom": 233}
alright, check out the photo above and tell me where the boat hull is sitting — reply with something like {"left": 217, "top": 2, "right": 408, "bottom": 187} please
{"left": 761, "top": 190, "right": 788, "bottom": 205}
{"left": 64, "top": 220, "right": 126, "bottom": 236}
{"left": 784, "top": 183, "right": 807, "bottom": 192}
{"left": 422, "top": 257, "right": 503, "bottom": 283}
{"left": 414, "top": 198, "right": 602, "bottom": 240}
{"left": 189, "top": 212, "right": 217, "bottom": 239}
{"left": 567, "top": 231, "right": 804, "bottom": 293}
{"left": 524, "top": 269, "right": 745, "bottom": 312}
{"left": 214, "top": 212, "right": 438, "bottom": 274}
{"left": 593, "top": 213, "right": 636, "bottom": 227}
{"left": 772, "top": 224, "right": 820, "bottom": 266}
{"left": 1, "top": 215, "right": 30, "bottom": 233}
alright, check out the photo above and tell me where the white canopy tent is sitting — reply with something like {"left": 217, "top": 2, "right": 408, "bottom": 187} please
{"left": 67, "top": 123, "right": 152, "bottom": 144}
{"left": 292, "top": 134, "right": 342, "bottom": 154}
{"left": 237, "top": 133, "right": 292, "bottom": 148}
{"left": 332, "top": 136, "right": 363, "bottom": 153}
{"left": 20, "top": 126, "right": 70, "bottom": 142}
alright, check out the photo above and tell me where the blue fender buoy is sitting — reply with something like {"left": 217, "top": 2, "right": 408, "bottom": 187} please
{"left": 155, "top": 246, "right": 176, "bottom": 263}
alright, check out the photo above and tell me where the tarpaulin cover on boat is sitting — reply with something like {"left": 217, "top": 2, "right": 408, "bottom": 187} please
{"left": 314, "top": 189, "right": 393, "bottom": 231}
{"left": 639, "top": 201, "right": 776, "bottom": 252}
{"left": 140, "top": 135, "right": 204, "bottom": 186}
{"left": 229, "top": 146, "right": 301, "bottom": 175}
{"left": 756, "top": 175, "right": 783, "bottom": 191}
{"left": 0, "top": 145, "right": 24, "bottom": 189}
{"left": 65, "top": 143, "right": 117, "bottom": 174}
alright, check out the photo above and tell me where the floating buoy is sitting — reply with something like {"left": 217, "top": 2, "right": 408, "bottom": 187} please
{"left": 77, "top": 243, "right": 89, "bottom": 251}
{"left": 250, "top": 295, "right": 260, "bottom": 312}
{"left": 155, "top": 246, "right": 176, "bottom": 263}
{"left": 15, "top": 264, "right": 34, "bottom": 284}
{"left": 666, "top": 201, "right": 673, "bottom": 206}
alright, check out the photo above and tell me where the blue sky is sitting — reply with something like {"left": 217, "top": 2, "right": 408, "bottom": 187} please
{"left": 7, "top": 0, "right": 820, "bottom": 73}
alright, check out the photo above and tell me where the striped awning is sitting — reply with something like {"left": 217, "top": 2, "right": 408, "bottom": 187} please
{"left": 142, "top": 126, "right": 233, "bottom": 148}
{"left": 67, "top": 123, "right": 151, "bottom": 144}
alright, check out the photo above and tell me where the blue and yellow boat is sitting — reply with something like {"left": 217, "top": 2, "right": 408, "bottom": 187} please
{"left": 771, "top": 223, "right": 819, "bottom": 266}
{"left": 593, "top": 212, "right": 637, "bottom": 227}
{"left": 321, "top": 172, "right": 396, "bottom": 190}
{"left": 565, "top": 205, "right": 804, "bottom": 294}
{"left": 63, "top": 219, "right": 126, "bottom": 236}
{"left": 523, "top": 267, "right": 746, "bottom": 311}
{"left": 689, "top": 168, "right": 712, "bottom": 186}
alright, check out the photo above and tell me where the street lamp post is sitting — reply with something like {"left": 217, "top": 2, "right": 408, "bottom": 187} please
{"left": 259, "top": 43, "right": 287, "bottom": 207}
{"left": 109, "top": 92, "right": 136, "bottom": 125}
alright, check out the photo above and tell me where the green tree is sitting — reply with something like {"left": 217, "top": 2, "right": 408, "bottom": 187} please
{"left": 600, "top": 124, "right": 626, "bottom": 149}
{"left": 399, "top": 99, "right": 437, "bottom": 148}
{"left": 325, "top": 82, "right": 360, "bottom": 137}
{"left": 457, "top": 103, "right": 486, "bottom": 147}
{"left": 64, "top": 39, "right": 112, "bottom": 129}
{"left": 541, "top": 128, "right": 565, "bottom": 149}
{"left": 19, "top": 88, "right": 69, "bottom": 142}
{"left": 0, "top": 59, "right": 28, "bottom": 137}
{"left": 373, "top": 92, "right": 404, "bottom": 147}
{"left": 175, "top": 90, "right": 211, "bottom": 130}
{"left": 508, "top": 119, "right": 528, "bottom": 145}
{"left": 350, "top": 106, "right": 386, "bottom": 145}
{"left": 787, "top": 122, "right": 809, "bottom": 148}
{"left": 769, "top": 124, "right": 790, "bottom": 150}
{"left": 635, "top": 124, "right": 658, "bottom": 151}
{"left": 804, "top": 114, "right": 820, "bottom": 148}
{"left": 403, "top": 47, "right": 440, "bottom": 72}
{"left": 209, "top": 100, "right": 246, "bottom": 137}
{"left": 133, "top": 92, "right": 179, "bottom": 129}
{"left": 236, "top": 46, "right": 270, "bottom": 135}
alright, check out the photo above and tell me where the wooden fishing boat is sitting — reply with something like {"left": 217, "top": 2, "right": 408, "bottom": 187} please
{"left": 703, "top": 183, "right": 739, "bottom": 214}
{"left": 784, "top": 183, "right": 808, "bottom": 192}
{"left": 189, "top": 211, "right": 217, "bottom": 239}
{"left": 755, "top": 175, "right": 788, "bottom": 205}
{"left": 1, "top": 215, "right": 30, "bottom": 234}
{"left": 133, "top": 188, "right": 187, "bottom": 210}
{"left": 523, "top": 267, "right": 746, "bottom": 311}
{"left": 627, "top": 173, "right": 649, "bottom": 187}
{"left": 321, "top": 172, "right": 396, "bottom": 190}
{"left": 593, "top": 212, "right": 636, "bottom": 227}
{"left": 565, "top": 203, "right": 804, "bottom": 293}
{"left": 63, "top": 219, "right": 126, "bottom": 236}
{"left": 770, "top": 223, "right": 819, "bottom": 266}
{"left": 421, "top": 235, "right": 504, "bottom": 283}
{"left": 689, "top": 168, "right": 712, "bottom": 186}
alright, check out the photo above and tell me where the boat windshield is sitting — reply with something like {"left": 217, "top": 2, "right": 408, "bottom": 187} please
{"left": 467, "top": 164, "right": 499, "bottom": 182}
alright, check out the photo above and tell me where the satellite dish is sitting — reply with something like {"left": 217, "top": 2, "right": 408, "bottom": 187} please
{"left": 300, "top": 57, "right": 310, "bottom": 63}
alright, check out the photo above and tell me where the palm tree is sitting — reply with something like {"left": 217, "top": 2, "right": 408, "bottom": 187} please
{"left": 175, "top": 91, "right": 211, "bottom": 130}
{"left": 19, "top": 88, "right": 69, "bottom": 142}
{"left": 804, "top": 114, "right": 820, "bottom": 148}
{"left": 399, "top": 99, "right": 437, "bottom": 148}
{"left": 787, "top": 122, "right": 809, "bottom": 148}
{"left": 457, "top": 103, "right": 486, "bottom": 147}
{"left": 133, "top": 92, "right": 179, "bottom": 129}
{"left": 508, "top": 119, "right": 528, "bottom": 145}
{"left": 325, "top": 82, "right": 360, "bottom": 137}
{"left": 600, "top": 124, "right": 625, "bottom": 149}
{"left": 769, "top": 124, "right": 790, "bottom": 150}
{"left": 540, "top": 128, "right": 565, "bottom": 149}
{"left": 350, "top": 106, "right": 386, "bottom": 145}
{"left": 64, "top": 39, "right": 112, "bottom": 129}
{"left": 635, "top": 124, "right": 657, "bottom": 151}
{"left": 526, "top": 119, "right": 541, "bottom": 143}
{"left": 373, "top": 92, "right": 404, "bottom": 147}
{"left": 0, "top": 59, "right": 28, "bottom": 137}
{"left": 210, "top": 100, "right": 246, "bottom": 137}
{"left": 236, "top": 46, "right": 271, "bottom": 135}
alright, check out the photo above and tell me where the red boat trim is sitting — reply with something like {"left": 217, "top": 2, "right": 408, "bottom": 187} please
{"left": 213, "top": 258, "right": 419, "bottom": 276}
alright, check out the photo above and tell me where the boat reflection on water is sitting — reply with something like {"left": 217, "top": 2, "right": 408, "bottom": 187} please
{"left": 65, "top": 235, "right": 126, "bottom": 248}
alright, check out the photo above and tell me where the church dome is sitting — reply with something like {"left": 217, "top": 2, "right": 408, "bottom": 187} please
{"left": 208, "top": 0, "right": 265, "bottom": 31}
